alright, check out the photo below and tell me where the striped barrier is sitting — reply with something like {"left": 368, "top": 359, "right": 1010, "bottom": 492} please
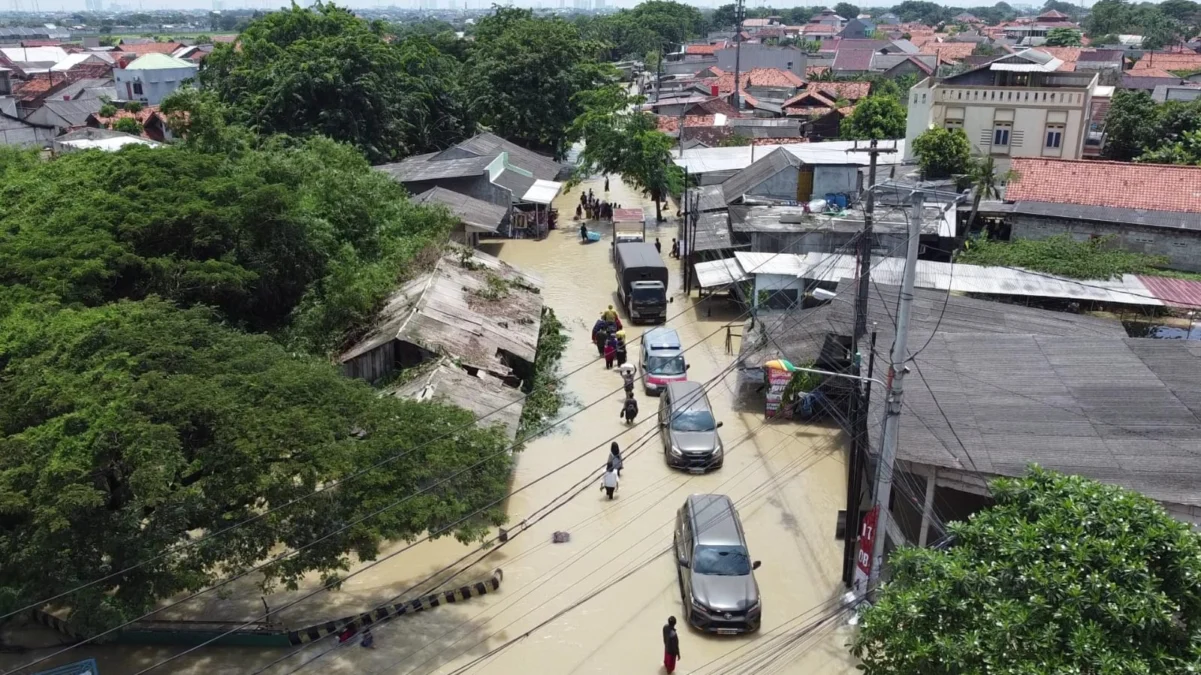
{"left": 286, "top": 568, "right": 503, "bottom": 646}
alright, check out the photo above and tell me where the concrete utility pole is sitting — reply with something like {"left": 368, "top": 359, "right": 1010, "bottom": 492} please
{"left": 867, "top": 188, "right": 924, "bottom": 596}
{"left": 732, "top": 0, "right": 745, "bottom": 110}
{"left": 841, "top": 140, "right": 895, "bottom": 588}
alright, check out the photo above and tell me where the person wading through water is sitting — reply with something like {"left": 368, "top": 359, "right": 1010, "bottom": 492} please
{"left": 663, "top": 616, "right": 681, "bottom": 673}
{"left": 620, "top": 391, "right": 639, "bottom": 425}
{"left": 607, "top": 442, "right": 623, "bottom": 476}
{"left": 600, "top": 465, "right": 619, "bottom": 499}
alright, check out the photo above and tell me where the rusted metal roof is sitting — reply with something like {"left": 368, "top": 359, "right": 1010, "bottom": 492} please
{"left": 1137, "top": 276, "right": 1201, "bottom": 309}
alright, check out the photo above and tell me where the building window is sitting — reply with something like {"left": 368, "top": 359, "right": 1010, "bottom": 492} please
{"left": 993, "top": 122, "right": 1011, "bottom": 146}
{"left": 1045, "top": 123, "right": 1064, "bottom": 149}
{"left": 945, "top": 119, "right": 963, "bottom": 131}
{"left": 132, "top": 81, "right": 143, "bottom": 95}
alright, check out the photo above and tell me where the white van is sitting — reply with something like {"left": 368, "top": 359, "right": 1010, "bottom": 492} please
{"left": 640, "top": 326, "right": 689, "bottom": 395}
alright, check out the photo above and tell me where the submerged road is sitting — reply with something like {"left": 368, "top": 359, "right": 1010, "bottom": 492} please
{"left": 1, "top": 176, "right": 859, "bottom": 675}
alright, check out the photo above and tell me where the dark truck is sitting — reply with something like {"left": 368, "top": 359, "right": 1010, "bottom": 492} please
{"left": 614, "top": 242, "right": 669, "bottom": 324}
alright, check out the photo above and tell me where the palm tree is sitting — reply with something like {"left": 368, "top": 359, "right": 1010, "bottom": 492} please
{"left": 965, "top": 155, "right": 1017, "bottom": 234}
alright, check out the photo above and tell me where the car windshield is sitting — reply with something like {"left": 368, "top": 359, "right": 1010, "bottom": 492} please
{"left": 692, "top": 545, "right": 751, "bottom": 576}
{"left": 631, "top": 286, "right": 662, "bottom": 302}
{"left": 647, "top": 355, "right": 686, "bottom": 376}
{"left": 671, "top": 409, "right": 716, "bottom": 432}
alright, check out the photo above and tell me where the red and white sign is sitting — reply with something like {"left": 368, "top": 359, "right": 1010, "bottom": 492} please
{"left": 852, "top": 506, "right": 879, "bottom": 592}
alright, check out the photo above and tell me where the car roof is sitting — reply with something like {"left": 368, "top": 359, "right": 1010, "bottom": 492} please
{"left": 687, "top": 494, "right": 743, "bottom": 546}
{"left": 666, "top": 380, "right": 708, "bottom": 410}
{"left": 644, "top": 327, "right": 681, "bottom": 350}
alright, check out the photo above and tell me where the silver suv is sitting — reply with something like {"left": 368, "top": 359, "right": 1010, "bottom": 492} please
{"left": 659, "top": 381, "right": 723, "bottom": 473}
{"left": 674, "top": 494, "right": 762, "bottom": 633}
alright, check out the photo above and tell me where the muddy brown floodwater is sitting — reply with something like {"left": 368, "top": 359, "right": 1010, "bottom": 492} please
{"left": 0, "top": 176, "right": 859, "bottom": 675}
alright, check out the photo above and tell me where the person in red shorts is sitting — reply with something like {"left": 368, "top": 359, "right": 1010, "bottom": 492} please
{"left": 663, "top": 616, "right": 681, "bottom": 672}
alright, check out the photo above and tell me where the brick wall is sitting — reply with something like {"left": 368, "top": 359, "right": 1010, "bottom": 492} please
{"left": 1010, "top": 214, "right": 1201, "bottom": 273}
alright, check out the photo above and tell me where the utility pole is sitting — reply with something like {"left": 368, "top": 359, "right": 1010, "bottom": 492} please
{"left": 867, "top": 188, "right": 924, "bottom": 596}
{"left": 841, "top": 140, "right": 894, "bottom": 588}
{"left": 731, "top": 0, "right": 745, "bottom": 110}
{"left": 655, "top": 43, "right": 664, "bottom": 104}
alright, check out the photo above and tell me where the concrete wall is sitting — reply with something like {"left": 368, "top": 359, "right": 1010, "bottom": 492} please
{"left": 115, "top": 64, "right": 198, "bottom": 105}
{"left": 1011, "top": 214, "right": 1201, "bottom": 272}
{"left": 813, "top": 165, "right": 860, "bottom": 198}
{"left": 665, "top": 58, "right": 715, "bottom": 76}
{"left": 716, "top": 45, "right": 806, "bottom": 76}
{"left": 0, "top": 120, "right": 54, "bottom": 147}
{"left": 906, "top": 80, "right": 1092, "bottom": 171}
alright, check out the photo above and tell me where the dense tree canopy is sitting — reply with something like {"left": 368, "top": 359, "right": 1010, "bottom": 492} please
{"left": 0, "top": 299, "right": 512, "bottom": 636}
{"left": 0, "top": 139, "right": 452, "bottom": 351}
{"left": 1086, "top": 0, "right": 1197, "bottom": 48}
{"left": 911, "top": 128, "right": 971, "bottom": 179}
{"left": 852, "top": 467, "right": 1201, "bottom": 674}
{"left": 202, "top": 3, "right": 473, "bottom": 163}
{"left": 841, "top": 95, "right": 907, "bottom": 140}
{"left": 1102, "top": 89, "right": 1201, "bottom": 164}
{"left": 834, "top": 2, "right": 860, "bottom": 18}
{"left": 468, "top": 8, "right": 610, "bottom": 158}
{"left": 1044, "top": 26, "right": 1083, "bottom": 45}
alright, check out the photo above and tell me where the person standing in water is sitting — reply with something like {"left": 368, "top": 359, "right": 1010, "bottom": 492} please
{"left": 620, "top": 392, "right": 639, "bottom": 424}
{"left": 663, "top": 616, "right": 681, "bottom": 673}
{"left": 654, "top": 237, "right": 662, "bottom": 254}
{"left": 600, "top": 465, "right": 619, "bottom": 499}
{"left": 604, "top": 332, "right": 617, "bottom": 369}
{"left": 604, "top": 175, "right": 610, "bottom": 192}
{"left": 607, "top": 442, "right": 623, "bottom": 476}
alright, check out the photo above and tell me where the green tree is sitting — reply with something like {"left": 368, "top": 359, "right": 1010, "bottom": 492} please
{"left": 1044, "top": 27, "right": 1083, "bottom": 45}
{"left": 194, "top": 33, "right": 212, "bottom": 43}
{"left": 0, "top": 298, "right": 512, "bottom": 636}
{"left": 1085, "top": 0, "right": 1134, "bottom": 36}
{"left": 1159, "top": 0, "right": 1201, "bottom": 23}
{"left": 840, "top": 95, "right": 906, "bottom": 140}
{"left": 911, "top": 128, "right": 971, "bottom": 179}
{"left": 834, "top": 2, "right": 859, "bottom": 18}
{"left": 964, "top": 154, "right": 1015, "bottom": 231}
{"left": 202, "top": 3, "right": 468, "bottom": 163}
{"left": 712, "top": 3, "right": 739, "bottom": 28}
{"left": 1140, "top": 12, "right": 1186, "bottom": 50}
{"left": 959, "top": 234, "right": 1172, "bottom": 278}
{"left": 1139, "top": 129, "right": 1201, "bottom": 165}
{"left": 124, "top": 100, "right": 143, "bottom": 113}
{"left": 98, "top": 102, "right": 116, "bottom": 118}
{"left": 468, "top": 7, "right": 609, "bottom": 158}
{"left": 0, "top": 138, "right": 453, "bottom": 350}
{"left": 112, "top": 117, "right": 143, "bottom": 135}
{"left": 1102, "top": 89, "right": 1160, "bottom": 161}
{"left": 571, "top": 86, "right": 684, "bottom": 222}
{"left": 852, "top": 467, "right": 1201, "bottom": 674}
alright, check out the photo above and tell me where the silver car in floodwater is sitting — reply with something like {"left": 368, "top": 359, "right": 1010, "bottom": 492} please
{"left": 659, "top": 381, "right": 723, "bottom": 473}
{"left": 674, "top": 494, "right": 762, "bottom": 634}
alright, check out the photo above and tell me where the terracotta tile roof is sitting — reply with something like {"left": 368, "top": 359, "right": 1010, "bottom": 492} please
{"left": 806, "top": 66, "right": 829, "bottom": 78}
{"left": 1129, "top": 67, "right": 1178, "bottom": 78}
{"left": 1037, "top": 9, "right": 1071, "bottom": 19}
{"left": 1132, "top": 52, "right": 1201, "bottom": 71}
{"left": 1006, "top": 158, "right": 1201, "bottom": 214}
{"left": 656, "top": 115, "right": 719, "bottom": 133}
{"left": 709, "top": 67, "right": 804, "bottom": 93}
{"left": 89, "top": 104, "right": 162, "bottom": 127}
{"left": 114, "top": 42, "right": 183, "bottom": 55}
{"left": 805, "top": 81, "right": 870, "bottom": 102}
{"left": 907, "top": 34, "right": 941, "bottom": 49}
{"left": 920, "top": 41, "right": 975, "bottom": 62}
{"left": 690, "top": 97, "right": 742, "bottom": 116}
{"left": 685, "top": 43, "right": 726, "bottom": 55}
{"left": 211, "top": 35, "right": 238, "bottom": 43}
{"left": 782, "top": 89, "right": 837, "bottom": 109}
{"left": 1035, "top": 46, "right": 1081, "bottom": 64}
{"left": 802, "top": 24, "right": 840, "bottom": 35}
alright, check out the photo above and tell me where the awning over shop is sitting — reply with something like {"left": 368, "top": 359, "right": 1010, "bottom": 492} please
{"left": 523, "top": 179, "right": 563, "bottom": 205}
{"left": 695, "top": 257, "right": 750, "bottom": 289}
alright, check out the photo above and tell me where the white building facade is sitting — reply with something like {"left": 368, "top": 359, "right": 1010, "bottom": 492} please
{"left": 114, "top": 53, "right": 199, "bottom": 106}
{"left": 904, "top": 50, "right": 1099, "bottom": 172}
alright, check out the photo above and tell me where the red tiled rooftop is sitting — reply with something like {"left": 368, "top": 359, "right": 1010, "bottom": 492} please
{"left": 709, "top": 67, "right": 804, "bottom": 93}
{"left": 90, "top": 104, "right": 163, "bottom": 127}
{"left": 1131, "top": 52, "right": 1201, "bottom": 71}
{"left": 1128, "top": 67, "right": 1179, "bottom": 78}
{"left": 1006, "top": 158, "right": 1201, "bottom": 214}
{"left": 685, "top": 43, "right": 726, "bottom": 56}
{"left": 919, "top": 41, "right": 976, "bottom": 62}
{"left": 805, "top": 81, "right": 871, "bottom": 102}
{"left": 782, "top": 89, "right": 837, "bottom": 109}
{"left": 656, "top": 115, "right": 719, "bottom": 133}
{"left": 210, "top": 35, "right": 238, "bottom": 43}
{"left": 114, "top": 42, "right": 183, "bottom": 55}
{"left": 805, "top": 66, "right": 829, "bottom": 78}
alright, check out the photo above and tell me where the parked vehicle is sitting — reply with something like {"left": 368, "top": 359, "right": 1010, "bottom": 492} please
{"left": 612, "top": 207, "right": 646, "bottom": 247}
{"left": 674, "top": 494, "right": 762, "bottom": 634}
{"left": 659, "top": 381, "right": 723, "bottom": 473}
{"left": 614, "top": 242, "right": 669, "bottom": 324}
{"left": 640, "top": 326, "right": 689, "bottom": 395}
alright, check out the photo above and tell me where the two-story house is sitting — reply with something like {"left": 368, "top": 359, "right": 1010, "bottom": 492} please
{"left": 904, "top": 49, "right": 1100, "bottom": 171}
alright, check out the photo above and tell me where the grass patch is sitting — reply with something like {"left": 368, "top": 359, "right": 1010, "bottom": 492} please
{"left": 958, "top": 235, "right": 1180, "bottom": 280}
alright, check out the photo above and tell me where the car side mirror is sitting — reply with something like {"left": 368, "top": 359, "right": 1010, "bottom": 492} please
{"left": 669, "top": 297, "right": 674, "bottom": 303}
{"left": 715, "top": 421, "right": 724, "bottom": 429}
{"left": 752, "top": 560, "right": 762, "bottom": 570}
{"left": 685, "top": 364, "right": 691, "bottom": 370}
{"left": 660, "top": 421, "right": 668, "bottom": 427}
{"left": 678, "top": 557, "right": 689, "bottom": 568}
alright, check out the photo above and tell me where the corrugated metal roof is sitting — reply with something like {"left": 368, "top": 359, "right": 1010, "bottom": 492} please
{"left": 522, "top": 179, "right": 562, "bottom": 205}
{"left": 721, "top": 147, "right": 800, "bottom": 204}
{"left": 412, "top": 187, "right": 508, "bottom": 234}
{"left": 732, "top": 251, "right": 1164, "bottom": 306}
{"left": 339, "top": 251, "right": 544, "bottom": 379}
{"left": 693, "top": 211, "right": 744, "bottom": 252}
{"left": 1137, "top": 275, "right": 1201, "bottom": 309}
{"left": 695, "top": 257, "right": 750, "bottom": 288}
{"left": 691, "top": 185, "right": 728, "bottom": 213}
{"left": 388, "top": 361, "right": 524, "bottom": 441}
{"left": 675, "top": 139, "right": 907, "bottom": 175}
{"left": 376, "top": 154, "right": 491, "bottom": 182}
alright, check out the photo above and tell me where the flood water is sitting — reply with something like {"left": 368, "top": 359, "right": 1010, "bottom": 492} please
{"left": 2, "top": 176, "right": 859, "bottom": 675}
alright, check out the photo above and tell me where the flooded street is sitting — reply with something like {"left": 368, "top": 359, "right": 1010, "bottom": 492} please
{"left": 2, "top": 176, "right": 858, "bottom": 675}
